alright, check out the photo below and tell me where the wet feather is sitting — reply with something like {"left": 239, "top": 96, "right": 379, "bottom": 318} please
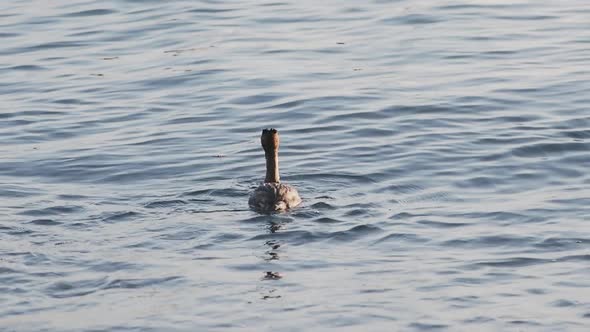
{"left": 249, "top": 182, "right": 301, "bottom": 212}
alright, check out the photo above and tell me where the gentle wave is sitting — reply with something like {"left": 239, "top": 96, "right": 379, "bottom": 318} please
{"left": 1, "top": 0, "right": 589, "bottom": 330}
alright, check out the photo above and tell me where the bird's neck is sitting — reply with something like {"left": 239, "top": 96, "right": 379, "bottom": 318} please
{"left": 265, "top": 150, "right": 280, "bottom": 183}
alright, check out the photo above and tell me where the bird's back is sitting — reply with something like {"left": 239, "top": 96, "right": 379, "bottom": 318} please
{"left": 249, "top": 182, "right": 301, "bottom": 212}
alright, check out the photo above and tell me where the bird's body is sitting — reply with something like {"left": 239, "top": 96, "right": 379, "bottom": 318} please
{"left": 249, "top": 128, "right": 301, "bottom": 212}
{"left": 249, "top": 182, "right": 301, "bottom": 212}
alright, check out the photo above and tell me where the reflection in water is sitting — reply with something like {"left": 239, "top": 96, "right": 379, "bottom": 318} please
{"left": 256, "top": 220, "right": 286, "bottom": 301}
{"left": 267, "top": 221, "right": 284, "bottom": 234}
{"left": 264, "top": 240, "right": 280, "bottom": 261}
{"left": 261, "top": 289, "right": 281, "bottom": 300}
{"left": 262, "top": 271, "right": 283, "bottom": 281}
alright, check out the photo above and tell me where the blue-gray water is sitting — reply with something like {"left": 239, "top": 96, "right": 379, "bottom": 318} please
{"left": 1, "top": 0, "right": 589, "bottom": 331}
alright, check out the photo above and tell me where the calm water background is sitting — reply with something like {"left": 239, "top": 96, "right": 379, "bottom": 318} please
{"left": 1, "top": 0, "right": 589, "bottom": 330}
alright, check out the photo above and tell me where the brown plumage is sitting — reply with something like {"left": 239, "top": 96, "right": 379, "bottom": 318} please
{"left": 249, "top": 129, "right": 301, "bottom": 212}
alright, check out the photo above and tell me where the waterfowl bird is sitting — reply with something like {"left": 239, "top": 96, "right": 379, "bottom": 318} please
{"left": 249, "top": 128, "right": 301, "bottom": 212}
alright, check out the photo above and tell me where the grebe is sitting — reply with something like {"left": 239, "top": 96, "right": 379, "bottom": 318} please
{"left": 249, "top": 128, "right": 301, "bottom": 212}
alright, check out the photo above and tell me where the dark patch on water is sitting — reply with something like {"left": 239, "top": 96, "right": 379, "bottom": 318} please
{"left": 64, "top": 9, "right": 118, "bottom": 17}
{"left": 26, "top": 219, "right": 62, "bottom": 226}
{"left": 144, "top": 199, "right": 187, "bottom": 209}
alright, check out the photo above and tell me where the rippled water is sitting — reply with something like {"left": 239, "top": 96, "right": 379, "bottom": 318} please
{"left": 2, "top": 0, "right": 590, "bottom": 330}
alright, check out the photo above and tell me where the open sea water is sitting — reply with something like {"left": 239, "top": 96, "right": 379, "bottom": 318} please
{"left": 1, "top": 0, "right": 589, "bottom": 331}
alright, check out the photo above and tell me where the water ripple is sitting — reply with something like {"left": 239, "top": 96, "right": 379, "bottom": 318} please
{"left": 1, "top": 0, "right": 589, "bottom": 330}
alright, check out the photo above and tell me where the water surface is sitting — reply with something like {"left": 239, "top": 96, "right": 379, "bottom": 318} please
{"left": 1, "top": 0, "right": 590, "bottom": 330}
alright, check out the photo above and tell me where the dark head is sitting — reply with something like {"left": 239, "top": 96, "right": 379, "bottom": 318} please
{"left": 261, "top": 128, "right": 280, "bottom": 153}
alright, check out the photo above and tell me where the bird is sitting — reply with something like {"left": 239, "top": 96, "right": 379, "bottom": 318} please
{"left": 249, "top": 128, "right": 301, "bottom": 212}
